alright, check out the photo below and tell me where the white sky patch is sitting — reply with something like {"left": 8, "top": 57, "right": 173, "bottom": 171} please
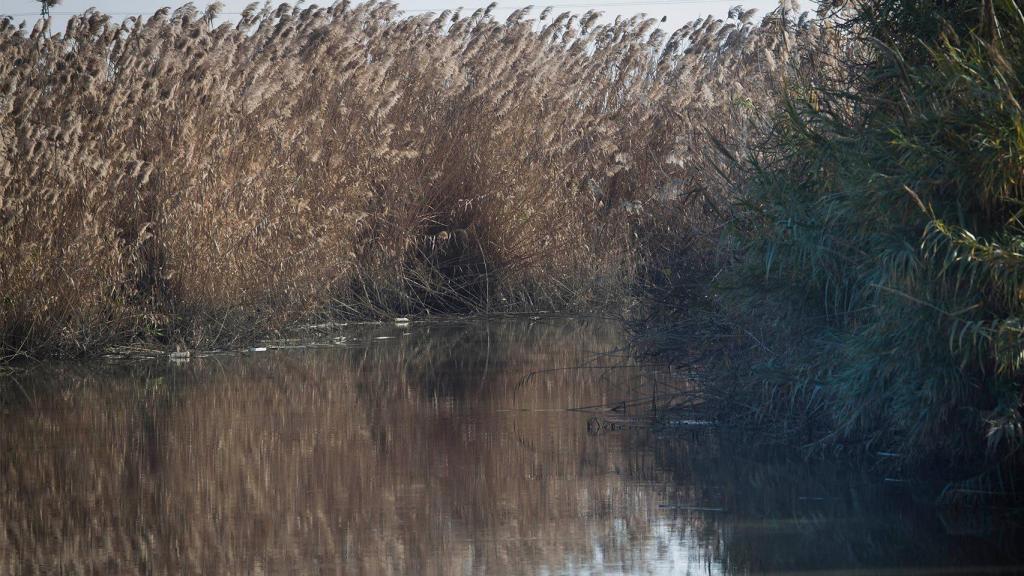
{"left": 1, "top": 0, "right": 793, "bottom": 36}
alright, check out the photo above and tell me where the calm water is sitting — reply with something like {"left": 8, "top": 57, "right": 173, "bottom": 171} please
{"left": 0, "top": 319, "right": 1019, "bottom": 575}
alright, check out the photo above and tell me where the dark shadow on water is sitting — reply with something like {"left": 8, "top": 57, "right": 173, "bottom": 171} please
{"left": 0, "top": 319, "right": 1020, "bottom": 575}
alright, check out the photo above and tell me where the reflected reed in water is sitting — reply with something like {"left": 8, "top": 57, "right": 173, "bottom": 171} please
{"left": 0, "top": 320, "right": 1019, "bottom": 575}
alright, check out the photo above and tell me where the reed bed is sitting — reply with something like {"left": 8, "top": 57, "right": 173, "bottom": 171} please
{"left": 1, "top": 1, "right": 830, "bottom": 359}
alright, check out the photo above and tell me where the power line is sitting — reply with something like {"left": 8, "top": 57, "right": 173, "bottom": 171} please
{"left": 3, "top": 0, "right": 738, "bottom": 18}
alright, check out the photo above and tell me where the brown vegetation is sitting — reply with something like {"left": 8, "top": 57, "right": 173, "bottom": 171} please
{"left": 0, "top": 1, "right": 830, "bottom": 359}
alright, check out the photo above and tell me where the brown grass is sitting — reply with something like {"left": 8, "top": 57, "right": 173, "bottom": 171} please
{"left": 0, "top": 1, "right": 832, "bottom": 358}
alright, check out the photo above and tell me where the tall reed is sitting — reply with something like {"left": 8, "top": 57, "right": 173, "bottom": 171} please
{"left": 1, "top": 1, "right": 826, "bottom": 358}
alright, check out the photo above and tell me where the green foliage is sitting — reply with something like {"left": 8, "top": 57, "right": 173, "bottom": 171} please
{"left": 728, "top": 0, "right": 1024, "bottom": 465}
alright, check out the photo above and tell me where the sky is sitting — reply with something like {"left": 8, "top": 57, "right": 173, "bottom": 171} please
{"left": 0, "top": 0, "right": 787, "bottom": 34}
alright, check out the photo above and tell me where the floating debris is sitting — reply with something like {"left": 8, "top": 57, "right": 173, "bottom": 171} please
{"left": 308, "top": 322, "right": 347, "bottom": 330}
{"left": 249, "top": 347, "right": 268, "bottom": 352}
{"left": 169, "top": 349, "right": 191, "bottom": 361}
{"left": 657, "top": 504, "right": 726, "bottom": 512}
{"left": 663, "top": 419, "right": 716, "bottom": 427}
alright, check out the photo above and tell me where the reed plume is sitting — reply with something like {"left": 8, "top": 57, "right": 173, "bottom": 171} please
{"left": 0, "top": 1, "right": 828, "bottom": 358}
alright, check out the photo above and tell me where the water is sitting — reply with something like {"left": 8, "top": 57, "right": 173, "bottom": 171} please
{"left": 0, "top": 319, "right": 1019, "bottom": 575}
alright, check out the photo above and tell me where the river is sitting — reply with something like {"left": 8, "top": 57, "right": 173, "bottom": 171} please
{"left": 0, "top": 319, "right": 1018, "bottom": 574}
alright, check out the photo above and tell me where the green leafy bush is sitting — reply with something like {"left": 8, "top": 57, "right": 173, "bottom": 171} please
{"left": 726, "top": 0, "right": 1024, "bottom": 465}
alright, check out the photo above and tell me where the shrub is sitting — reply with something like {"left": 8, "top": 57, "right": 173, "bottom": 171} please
{"left": 713, "top": 0, "right": 1024, "bottom": 467}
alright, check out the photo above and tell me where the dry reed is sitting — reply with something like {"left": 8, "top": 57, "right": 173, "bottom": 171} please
{"left": 0, "top": 1, "right": 831, "bottom": 358}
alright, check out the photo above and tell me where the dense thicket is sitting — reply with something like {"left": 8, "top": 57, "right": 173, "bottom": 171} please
{"left": 0, "top": 1, "right": 827, "bottom": 359}
{"left": 671, "top": 0, "right": 1024, "bottom": 475}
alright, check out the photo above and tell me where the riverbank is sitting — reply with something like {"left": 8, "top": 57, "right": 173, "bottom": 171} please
{"left": 4, "top": 0, "right": 1023, "bottom": 492}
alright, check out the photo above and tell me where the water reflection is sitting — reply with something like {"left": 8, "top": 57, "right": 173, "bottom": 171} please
{"left": 0, "top": 319, "right": 1019, "bottom": 575}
